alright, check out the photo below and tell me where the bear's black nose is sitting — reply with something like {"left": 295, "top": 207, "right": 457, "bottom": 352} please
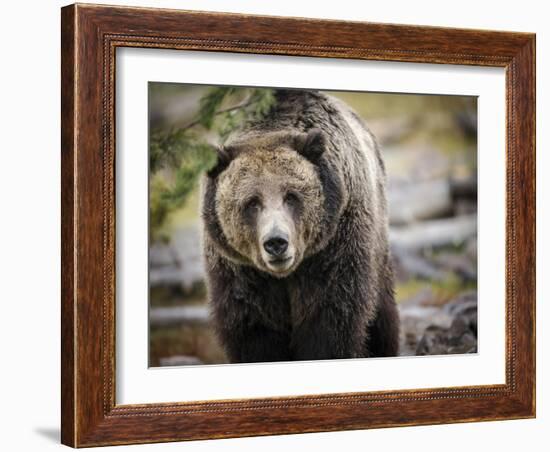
{"left": 263, "top": 236, "right": 288, "bottom": 257}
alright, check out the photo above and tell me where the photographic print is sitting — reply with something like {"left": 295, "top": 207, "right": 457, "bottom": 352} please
{"left": 148, "top": 84, "right": 478, "bottom": 366}
{"left": 61, "top": 5, "right": 535, "bottom": 445}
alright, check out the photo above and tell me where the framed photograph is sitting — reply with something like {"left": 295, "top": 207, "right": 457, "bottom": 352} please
{"left": 61, "top": 3, "right": 536, "bottom": 447}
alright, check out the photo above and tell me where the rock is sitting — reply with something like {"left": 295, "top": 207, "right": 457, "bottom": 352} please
{"left": 415, "top": 292, "right": 477, "bottom": 355}
{"left": 388, "top": 178, "right": 453, "bottom": 225}
{"left": 444, "top": 291, "right": 477, "bottom": 318}
{"left": 392, "top": 246, "right": 447, "bottom": 282}
{"left": 150, "top": 224, "right": 205, "bottom": 291}
{"left": 416, "top": 323, "right": 477, "bottom": 355}
{"left": 399, "top": 291, "right": 477, "bottom": 356}
{"left": 399, "top": 291, "right": 453, "bottom": 356}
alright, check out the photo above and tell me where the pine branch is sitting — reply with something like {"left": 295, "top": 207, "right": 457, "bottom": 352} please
{"left": 149, "top": 86, "right": 276, "bottom": 238}
{"left": 177, "top": 100, "right": 255, "bottom": 133}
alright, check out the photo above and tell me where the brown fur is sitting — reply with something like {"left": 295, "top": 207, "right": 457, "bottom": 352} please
{"left": 215, "top": 139, "right": 324, "bottom": 276}
{"left": 201, "top": 89, "right": 400, "bottom": 363}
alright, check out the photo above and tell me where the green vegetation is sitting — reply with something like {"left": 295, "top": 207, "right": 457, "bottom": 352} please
{"left": 149, "top": 86, "right": 275, "bottom": 240}
{"left": 395, "top": 274, "right": 477, "bottom": 306}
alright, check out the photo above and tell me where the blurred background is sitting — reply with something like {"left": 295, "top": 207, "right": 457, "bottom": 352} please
{"left": 148, "top": 83, "right": 478, "bottom": 367}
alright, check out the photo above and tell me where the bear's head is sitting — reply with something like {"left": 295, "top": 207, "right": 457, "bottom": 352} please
{"left": 204, "top": 128, "right": 342, "bottom": 278}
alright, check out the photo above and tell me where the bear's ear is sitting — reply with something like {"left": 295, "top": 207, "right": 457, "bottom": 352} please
{"left": 294, "top": 128, "right": 326, "bottom": 164}
{"left": 207, "top": 146, "right": 233, "bottom": 178}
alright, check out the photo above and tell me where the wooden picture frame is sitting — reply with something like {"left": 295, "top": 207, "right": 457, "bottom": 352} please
{"left": 61, "top": 3, "right": 536, "bottom": 447}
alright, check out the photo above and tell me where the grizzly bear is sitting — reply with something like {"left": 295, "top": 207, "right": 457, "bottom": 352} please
{"left": 201, "top": 89, "right": 399, "bottom": 363}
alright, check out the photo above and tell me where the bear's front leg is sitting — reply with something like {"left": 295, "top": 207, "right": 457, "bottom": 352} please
{"left": 291, "top": 302, "right": 369, "bottom": 360}
{"left": 213, "top": 294, "right": 293, "bottom": 364}
{"left": 213, "top": 299, "right": 293, "bottom": 363}
{"left": 218, "top": 319, "right": 292, "bottom": 364}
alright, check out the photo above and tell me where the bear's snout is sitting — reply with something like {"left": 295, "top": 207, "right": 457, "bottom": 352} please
{"left": 258, "top": 213, "right": 296, "bottom": 276}
{"left": 263, "top": 234, "right": 289, "bottom": 257}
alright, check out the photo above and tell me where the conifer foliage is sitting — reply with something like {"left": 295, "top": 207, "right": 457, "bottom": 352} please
{"left": 149, "top": 86, "right": 275, "bottom": 239}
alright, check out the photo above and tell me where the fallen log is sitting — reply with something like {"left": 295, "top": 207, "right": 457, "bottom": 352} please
{"left": 389, "top": 214, "right": 477, "bottom": 251}
{"left": 150, "top": 305, "right": 210, "bottom": 327}
{"left": 159, "top": 355, "right": 204, "bottom": 366}
{"left": 388, "top": 178, "right": 453, "bottom": 225}
{"left": 388, "top": 176, "right": 477, "bottom": 225}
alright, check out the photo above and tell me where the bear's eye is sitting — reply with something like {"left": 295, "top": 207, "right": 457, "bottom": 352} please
{"left": 243, "top": 197, "right": 261, "bottom": 214}
{"left": 284, "top": 192, "right": 300, "bottom": 206}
